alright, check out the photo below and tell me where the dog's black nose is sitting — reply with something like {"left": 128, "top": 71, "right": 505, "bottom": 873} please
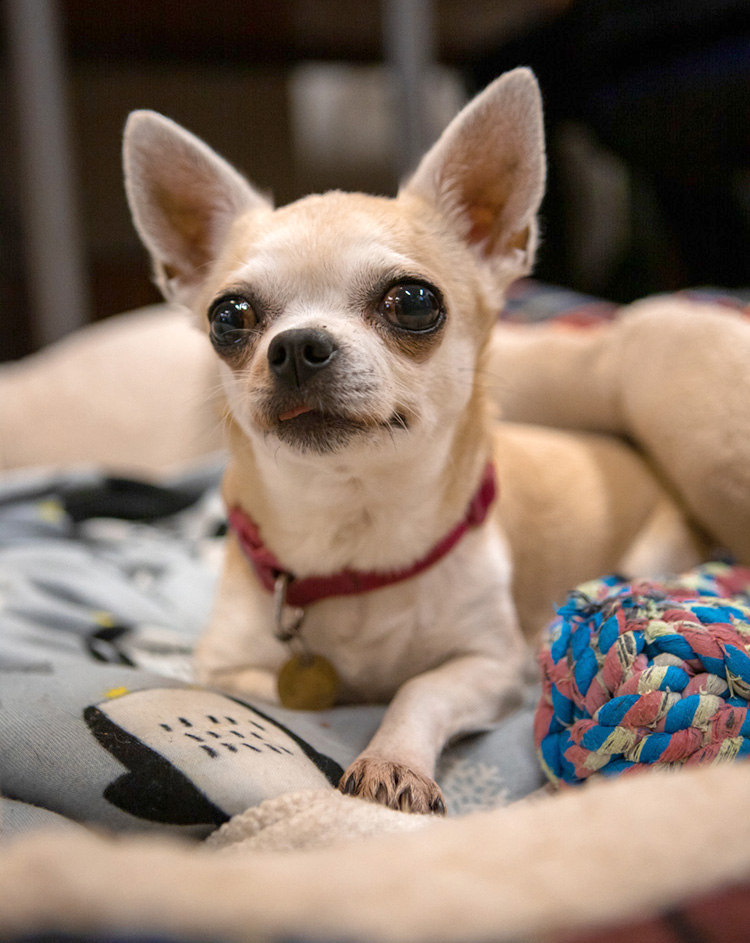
{"left": 268, "top": 328, "right": 338, "bottom": 389}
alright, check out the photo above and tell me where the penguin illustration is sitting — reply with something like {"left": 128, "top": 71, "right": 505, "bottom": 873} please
{"left": 84, "top": 687, "right": 342, "bottom": 826}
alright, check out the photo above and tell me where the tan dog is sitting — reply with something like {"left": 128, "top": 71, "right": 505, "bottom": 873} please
{"left": 123, "top": 69, "right": 702, "bottom": 814}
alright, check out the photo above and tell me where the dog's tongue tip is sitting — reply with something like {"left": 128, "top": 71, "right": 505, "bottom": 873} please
{"left": 279, "top": 404, "right": 313, "bottom": 422}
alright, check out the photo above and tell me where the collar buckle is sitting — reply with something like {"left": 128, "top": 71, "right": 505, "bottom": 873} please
{"left": 273, "top": 572, "right": 305, "bottom": 643}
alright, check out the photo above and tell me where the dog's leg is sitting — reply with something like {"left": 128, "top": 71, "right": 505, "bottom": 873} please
{"left": 490, "top": 299, "right": 750, "bottom": 563}
{"left": 340, "top": 651, "right": 527, "bottom": 815}
{"left": 618, "top": 496, "right": 708, "bottom": 579}
{"left": 487, "top": 322, "right": 620, "bottom": 432}
{"left": 194, "top": 538, "right": 284, "bottom": 703}
{"left": 607, "top": 299, "right": 750, "bottom": 565}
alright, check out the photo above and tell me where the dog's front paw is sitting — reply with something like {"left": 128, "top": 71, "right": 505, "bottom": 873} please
{"left": 339, "top": 757, "right": 446, "bottom": 815}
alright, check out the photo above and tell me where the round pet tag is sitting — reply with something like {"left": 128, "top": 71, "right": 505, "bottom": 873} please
{"left": 277, "top": 653, "right": 339, "bottom": 710}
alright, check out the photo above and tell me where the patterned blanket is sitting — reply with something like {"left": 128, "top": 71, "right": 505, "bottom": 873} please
{"left": 0, "top": 461, "right": 542, "bottom": 839}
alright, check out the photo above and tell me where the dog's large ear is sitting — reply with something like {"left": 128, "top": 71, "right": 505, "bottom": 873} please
{"left": 402, "top": 68, "right": 545, "bottom": 286}
{"left": 123, "top": 111, "right": 270, "bottom": 303}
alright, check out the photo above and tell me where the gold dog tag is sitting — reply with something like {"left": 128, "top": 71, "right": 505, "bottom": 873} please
{"left": 277, "top": 653, "right": 339, "bottom": 711}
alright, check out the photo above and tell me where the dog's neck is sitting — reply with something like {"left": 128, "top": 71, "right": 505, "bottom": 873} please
{"left": 223, "top": 401, "right": 493, "bottom": 579}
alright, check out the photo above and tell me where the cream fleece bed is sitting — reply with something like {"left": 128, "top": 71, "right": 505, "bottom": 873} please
{"left": 2, "top": 283, "right": 750, "bottom": 943}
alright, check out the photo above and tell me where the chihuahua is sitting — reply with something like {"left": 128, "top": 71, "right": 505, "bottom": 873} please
{"left": 123, "top": 69, "right": 700, "bottom": 814}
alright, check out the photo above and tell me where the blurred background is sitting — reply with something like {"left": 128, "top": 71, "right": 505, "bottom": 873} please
{"left": 0, "top": 0, "right": 748, "bottom": 362}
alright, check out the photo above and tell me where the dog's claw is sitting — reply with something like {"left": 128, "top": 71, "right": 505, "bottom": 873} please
{"left": 341, "top": 774, "right": 359, "bottom": 796}
{"left": 338, "top": 757, "right": 446, "bottom": 815}
{"left": 398, "top": 788, "right": 414, "bottom": 812}
{"left": 430, "top": 794, "right": 447, "bottom": 816}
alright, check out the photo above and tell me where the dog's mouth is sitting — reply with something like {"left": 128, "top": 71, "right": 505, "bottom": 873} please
{"left": 278, "top": 403, "right": 316, "bottom": 422}
{"left": 268, "top": 401, "right": 408, "bottom": 454}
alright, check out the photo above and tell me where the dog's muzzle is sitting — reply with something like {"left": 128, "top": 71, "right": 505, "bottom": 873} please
{"left": 261, "top": 326, "right": 401, "bottom": 454}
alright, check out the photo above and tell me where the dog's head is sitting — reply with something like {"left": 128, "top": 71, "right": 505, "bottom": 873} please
{"left": 123, "top": 69, "right": 545, "bottom": 461}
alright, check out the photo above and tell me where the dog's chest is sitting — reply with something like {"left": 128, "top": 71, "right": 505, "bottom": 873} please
{"left": 285, "top": 528, "right": 514, "bottom": 703}
{"left": 299, "top": 587, "right": 447, "bottom": 702}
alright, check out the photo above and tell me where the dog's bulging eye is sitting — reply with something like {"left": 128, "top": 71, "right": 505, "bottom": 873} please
{"left": 208, "top": 297, "right": 253, "bottom": 348}
{"left": 379, "top": 283, "right": 443, "bottom": 332}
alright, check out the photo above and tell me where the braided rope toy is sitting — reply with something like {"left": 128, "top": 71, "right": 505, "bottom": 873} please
{"left": 534, "top": 562, "right": 750, "bottom": 786}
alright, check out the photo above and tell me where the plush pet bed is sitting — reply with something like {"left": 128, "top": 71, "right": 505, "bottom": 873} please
{"left": 2, "top": 282, "right": 750, "bottom": 943}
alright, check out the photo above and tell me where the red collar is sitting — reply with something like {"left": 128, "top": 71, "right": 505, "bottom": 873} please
{"left": 228, "top": 463, "right": 497, "bottom": 608}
